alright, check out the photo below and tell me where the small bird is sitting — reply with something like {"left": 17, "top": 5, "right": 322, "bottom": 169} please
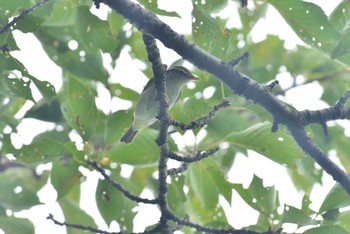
{"left": 120, "top": 66, "right": 199, "bottom": 144}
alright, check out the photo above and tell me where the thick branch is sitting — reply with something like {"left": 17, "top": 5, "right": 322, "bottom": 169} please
{"left": 101, "top": 0, "right": 350, "bottom": 195}
{"left": 288, "top": 126, "right": 350, "bottom": 192}
{"left": 142, "top": 34, "right": 171, "bottom": 233}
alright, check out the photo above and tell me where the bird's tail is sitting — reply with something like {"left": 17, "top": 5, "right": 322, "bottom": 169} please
{"left": 120, "top": 127, "right": 138, "bottom": 144}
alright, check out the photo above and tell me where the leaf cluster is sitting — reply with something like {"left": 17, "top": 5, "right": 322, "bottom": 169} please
{"left": 1, "top": 0, "right": 350, "bottom": 233}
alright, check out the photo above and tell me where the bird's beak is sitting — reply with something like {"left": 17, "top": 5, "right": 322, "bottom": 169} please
{"left": 189, "top": 75, "right": 200, "bottom": 81}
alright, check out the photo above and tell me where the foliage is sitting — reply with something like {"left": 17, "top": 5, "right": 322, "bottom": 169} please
{"left": 0, "top": 0, "right": 350, "bottom": 233}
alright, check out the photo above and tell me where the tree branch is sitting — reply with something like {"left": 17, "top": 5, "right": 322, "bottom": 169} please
{"left": 89, "top": 161, "right": 158, "bottom": 204}
{"left": 299, "top": 90, "right": 350, "bottom": 126}
{"left": 47, "top": 214, "right": 120, "bottom": 234}
{"left": 170, "top": 99, "right": 230, "bottom": 130}
{"left": 166, "top": 209, "right": 280, "bottom": 234}
{"left": 100, "top": 0, "right": 350, "bottom": 196}
{"left": 47, "top": 214, "right": 160, "bottom": 234}
{"left": 142, "top": 34, "right": 171, "bottom": 233}
{"left": 168, "top": 147, "right": 219, "bottom": 163}
{"left": 141, "top": 34, "right": 272, "bottom": 234}
{"left": 167, "top": 163, "right": 188, "bottom": 175}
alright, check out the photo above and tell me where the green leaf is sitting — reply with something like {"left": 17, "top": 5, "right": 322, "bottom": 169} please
{"left": 329, "top": 1, "right": 350, "bottom": 33}
{"left": 239, "top": 3, "right": 268, "bottom": 35}
{"left": 0, "top": 32, "right": 19, "bottom": 51}
{"left": 107, "top": 11, "right": 126, "bottom": 38}
{"left": 75, "top": 6, "right": 117, "bottom": 53}
{"left": 3, "top": 0, "right": 53, "bottom": 32}
{"left": 304, "top": 225, "right": 349, "bottom": 234}
{"left": 0, "top": 0, "right": 35, "bottom": 15}
{"left": 106, "top": 128, "right": 159, "bottom": 166}
{"left": 41, "top": 1, "right": 76, "bottom": 27}
{"left": 312, "top": 126, "right": 350, "bottom": 174}
{"left": 14, "top": 14, "right": 45, "bottom": 33}
{"left": 245, "top": 103, "right": 273, "bottom": 122}
{"left": 59, "top": 196, "right": 98, "bottom": 234}
{"left": 282, "top": 205, "right": 317, "bottom": 227}
{"left": 301, "top": 194, "right": 313, "bottom": 214}
{"left": 24, "top": 99, "right": 63, "bottom": 122}
{"left": 6, "top": 130, "right": 71, "bottom": 164}
{"left": 199, "top": 107, "right": 251, "bottom": 148}
{"left": 192, "top": 6, "right": 221, "bottom": 52}
{"left": 192, "top": 0, "right": 228, "bottom": 13}
{"left": 319, "top": 183, "right": 350, "bottom": 213}
{"left": 215, "top": 145, "right": 237, "bottom": 173}
{"left": 0, "top": 168, "right": 48, "bottom": 211}
{"left": 337, "top": 210, "right": 350, "bottom": 232}
{"left": 30, "top": 0, "right": 55, "bottom": 17}
{"left": 267, "top": 0, "right": 340, "bottom": 54}
{"left": 186, "top": 190, "right": 229, "bottom": 226}
{"left": 225, "top": 122, "right": 303, "bottom": 168}
{"left": 248, "top": 35, "right": 285, "bottom": 83}
{"left": 60, "top": 75, "right": 100, "bottom": 140}
{"left": 188, "top": 157, "right": 232, "bottom": 209}
{"left": 0, "top": 217, "right": 34, "bottom": 234}
{"left": 233, "top": 175, "right": 278, "bottom": 216}
{"left": 0, "top": 53, "right": 55, "bottom": 102}
{"left": 3, "top": 100, "right": 23, "bottom": 120}
{"left": 51, "top": 157, "right": 82, "bottom": 200}
{"left": 329, "top": 0, "right": 350, "bottom": 60}
{"left": 61, "top": 51, "right": 108, "bottom": 83}
{"left": 137, "top": 0, "right": 179, "bottom": 17}
{"left": 109, "top": 83, "right": 140, "bottom": 102}
{"left": 35, "top": 26, "right": 108, "bottom": 83}
{"left": 127, "top": 31, "right": 148, "bottom": 60}
{"left": 0, "top": 206, "right": 6, "bottom": 216}
{"left": 129, "top": 167, "right": 156, "bottom": 194}
{"left": 30, "top": 75, "right": 56, "bottom": 102}
{"left": 168, "top": 175, "right": 187, "bottom": 217}
{"left": 4, "top": 77, "right": 34, "bottom": 102}
{"left": 171, "top": 97, "right": 211, "bottom": 124}
{"left": 332, "top": 30, "right": 350, "bottom": 59}
{"left": 96, "top": 178, "right": 137, "bottom": 230}
{"left": 282, "top": 46, "right": 342, "bottom": 80}
{"left": 104, "top": 110, "right": 133, "bottom": 146}
{"left": 289, "top": 157, "right": 322, "bottom": 193}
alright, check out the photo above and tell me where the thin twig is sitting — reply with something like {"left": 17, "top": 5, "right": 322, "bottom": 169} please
{"left": 229, "top": 52, "right": 249, "bottom": 67}
{"left": 167, "top": 163, "right": 188, "bottom": 175}
{"left": 89, "top": 161, "right": 158, "bottom": 204}
{"left": 0, "top": 0, "right": 50, "bottom": 35}
{"left": 264, "top": 80, "right": 279, "bottom": 92}
{"left": 168, "top": 147, "right": 219, "bottom": 163}
{"left": 47, "top": 214, "right": 161, "bottom": 234}
{"left": 278, "top": 68, "right": 350, "bottom": 95}
{"left": 166, "top": 210, "right": 277, "bottom": 234}
{"left": 170, "top": 99, "right": 230, "bottom": 130}
{"left": 47, "top": 214, "right": 121, "bottom": 234}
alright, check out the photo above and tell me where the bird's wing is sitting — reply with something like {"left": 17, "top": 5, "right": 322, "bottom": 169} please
{"left": 142, "top": 78, "right": 154, "bottom": 92}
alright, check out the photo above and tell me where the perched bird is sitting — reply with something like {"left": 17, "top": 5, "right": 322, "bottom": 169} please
{"left": 120, "top": 66, "right": 199, "bottom": 144}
